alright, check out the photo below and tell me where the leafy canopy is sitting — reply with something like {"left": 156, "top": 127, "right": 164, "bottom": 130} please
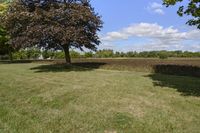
{"left": 163, "top": 0, "right": 200, "bottom": 29}
{"left": 2, "top": 0, "right": 102, "bottom": 62}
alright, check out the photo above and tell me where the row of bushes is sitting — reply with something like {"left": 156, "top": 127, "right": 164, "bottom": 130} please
{"left": 153, "top": 65, "right": 200, "bottom": 78}
{"left": 82, "top": 50, "right": 200, "bottom": 59}
{"left": 94, "top": 50, "right": 200, "bottom": 58}
{"left": 1, "top": 49, "right": 200, "bottom": 60}
{"left": 0, "top": 49, "right": 79, "bottom": 60}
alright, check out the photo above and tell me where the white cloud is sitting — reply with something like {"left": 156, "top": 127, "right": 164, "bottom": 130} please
{"left": 190, "top": 44, "right": 200, "bottom": 51}
{"left": 100, "top": 23, "right": 200, "bottom": 51}
{"left": 101, "top": 23, "right": 197, "bottom": 42}
{"left": 104, "top": 32, "right": 128, "bottom": 41}
{"left": 150, "top": 2, "right": 163, "bottom": 9}
{"left": 98, "top": 42, "right": 115, "bottom": 49}
{"left": 147, "top": 2, "right": 165, "bottom": 15}
{"left": 154, "top": 9, "right": 165, "bottom": 15}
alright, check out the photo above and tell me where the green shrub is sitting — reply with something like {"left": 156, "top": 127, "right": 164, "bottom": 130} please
{"left": 42, "top": 51, "right": 55, "bottom": 59}
{"left": 26, "top": 48, "right": 41, "bottom": 59}
{"left": 84, "top": 52, "right": 93, "bottom": 58}
{"left": 159, "top": 53, "right": 168, "bottom": 59}
{"left": 70, "top": 50, "right": 81, "bottom": 58}
{"left": 13, "top": 50, "right": 27, "bottom": 60}
{"left": 54, "top": 51, "right": 65, "bottom": 59}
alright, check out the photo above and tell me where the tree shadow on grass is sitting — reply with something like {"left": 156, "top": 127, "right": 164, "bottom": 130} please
{"left": 30, "top": 62, "right": 107, "bottom": 73}
{"left": 147, "top": 73, "right": 200, "bottom": 97}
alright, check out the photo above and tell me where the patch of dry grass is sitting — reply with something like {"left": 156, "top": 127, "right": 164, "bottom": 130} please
{"left": 0, "top": 63, "right": 200, "bottom": 133}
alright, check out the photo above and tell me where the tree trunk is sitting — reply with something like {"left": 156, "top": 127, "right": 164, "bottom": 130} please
{"left": 63, "top": 45, "right": 71, "bottom": 64}
{"left": 8, "top": 50, "right": 13, "bottom": 62}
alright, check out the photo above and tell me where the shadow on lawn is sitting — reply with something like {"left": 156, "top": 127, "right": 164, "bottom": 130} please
{"left": 30, "top": 62, "right": 106, "bottom": 73}
{"left": 148, "top": 73, "right": 200, "bottom": 97}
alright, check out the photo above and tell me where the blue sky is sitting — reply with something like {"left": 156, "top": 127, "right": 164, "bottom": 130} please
{"left": 90, "top": 0, "right": 200, "bottom": 52}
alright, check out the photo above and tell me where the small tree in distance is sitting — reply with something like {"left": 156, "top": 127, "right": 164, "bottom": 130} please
{"left": 3, "top": 0, "right": 103, "bottom": 64}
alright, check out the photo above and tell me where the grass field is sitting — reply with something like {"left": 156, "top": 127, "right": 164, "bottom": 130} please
{"left": 0, "top": 60, "right": 200, "bottom": 133}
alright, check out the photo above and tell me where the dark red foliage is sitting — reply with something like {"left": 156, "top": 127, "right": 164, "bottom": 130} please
{"left": 2, "top": 0, "right": 103, "bottom": 63}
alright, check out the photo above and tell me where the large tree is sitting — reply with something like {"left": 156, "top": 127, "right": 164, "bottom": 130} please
{"left": 163, "top": 0, "right": 200, "bottom": 29}
{"left": 2, "top": 0, "right": 102, "bottom": 63}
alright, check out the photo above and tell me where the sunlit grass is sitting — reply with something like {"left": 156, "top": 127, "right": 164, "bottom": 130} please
{"left": 0, "top": 63, "right": 200, "bottom": 133}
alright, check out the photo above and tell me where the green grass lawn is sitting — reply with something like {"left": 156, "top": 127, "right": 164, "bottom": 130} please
{"left": 0, "top": 63, "right": 200, "bottom": 133}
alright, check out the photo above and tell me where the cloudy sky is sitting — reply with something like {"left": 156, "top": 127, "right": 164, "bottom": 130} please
{"left": 91, "top": 0, "right": 200, "bottom": 52}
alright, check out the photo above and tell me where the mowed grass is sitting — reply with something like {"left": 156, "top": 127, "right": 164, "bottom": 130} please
{"left": 0, "top": 63, "right": 200, "bottom": 133}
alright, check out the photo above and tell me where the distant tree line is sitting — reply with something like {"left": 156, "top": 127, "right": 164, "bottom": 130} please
{"left": 82, "top": 50, "right": 200, "bottom": 59}
{"left": 1, "top": 49, "right": 200, "bottom": 60}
